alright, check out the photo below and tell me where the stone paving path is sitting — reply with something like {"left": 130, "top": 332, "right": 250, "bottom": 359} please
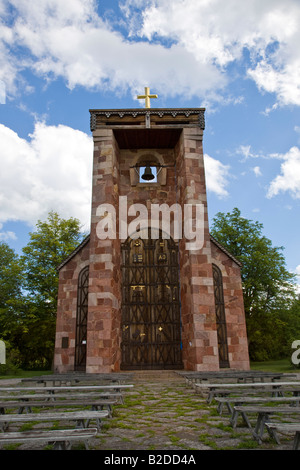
{"left": 0, "top": 371, "right": 296, "bottom": 451}
{"left": 91, "top": 370, "right": 292, "bottom": 451}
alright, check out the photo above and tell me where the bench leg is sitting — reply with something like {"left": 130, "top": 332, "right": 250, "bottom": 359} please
{"left": 217, "top": 401, "right": 223, "bottom": 415}
{"left": 0, "top": 421, "right": 9, "bottom": 432}
{"left": 218, "top": 401, "right": 233, "bottom": 416}
{"left": 17, "top": 405, "right": 32, "bottom": 414}
{"left": 76, "top": 418, "right": 102, "bottom": 433}
{"left": 52, "top": 440, "right": 72, "bottom": 450}
{"left": 230, "top": 409, "right": 238, "bottom": 428}
{"left": 76, "top": 419, "right": 86, "bottom": 429}
{"left": 253, "top": 413, "right": 273, "bottom": 444}
{"left": 92, "top": 404, "right": 113, "bottom": 418}
{"left": 231, "top": 409, "right": 251, "bottom": 429}
{"left": 226, "top": 402, "right": 233, "bottom": 415}
{"left": 293, "top": 432, "right": 300, "bottom": 450}
{"left": 207, "top": 392, "right": 215, "bottom": 404}
{"left": 240, "top": 411, "right": 252, "bottom": 429}
{"left": 267, "top": 426, "right": 280, "bottom": 445}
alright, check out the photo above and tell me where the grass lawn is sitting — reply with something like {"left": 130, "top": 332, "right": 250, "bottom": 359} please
{"left": 250, "top": 358, "right": 298, "bottom": 373}
{"left": 0, "top": 370, "right": 53, "bottom": 380}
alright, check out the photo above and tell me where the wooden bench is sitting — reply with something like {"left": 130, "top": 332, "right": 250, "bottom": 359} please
{"left": 0, "top": 409, "right": 109, "bottom": 432}
{"left": 21, "top": 373, "right": 134, "bottom": 386}
{"left": 194, "top": 381, "right": 300, "bottom": 403}
{"left": 215, "top": 396, "right": 300, "bottom": 415}
{"left": 0, "top": 399, "right": 117, "bottom": 416}
{"left": 208, "top": 386, "right": 300, "bottom": 404}
{"left": 0, "top": 392, "right": 123, "bottom": 402}
{"left": 0, "top": 384, "right": 133, "bottom": 393}
{"left": 0, "top": 427, "right": 98, "bottom": 450}
{"left": 265, "top": 423, "right": 300, "bottom": 449}
{"left": 179, "top": 371, "right": 295, "bottom": 385}
{"left": 0, "top": 384, "right": 134, "bottom": 404}
{"left": 231, "top": 405, "right": 300, "bottom": 444}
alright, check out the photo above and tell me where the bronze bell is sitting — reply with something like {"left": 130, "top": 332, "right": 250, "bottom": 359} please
{"left": 141, "top": 165, "right": 155, "bottom": 181}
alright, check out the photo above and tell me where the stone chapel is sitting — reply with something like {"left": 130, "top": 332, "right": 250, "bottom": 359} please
{"left": 54, "top": 102, "right": 250, "bottom": 373}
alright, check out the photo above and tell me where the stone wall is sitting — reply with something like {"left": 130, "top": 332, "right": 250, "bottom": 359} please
{"left": 87, "top": 129, "right": 121, "bottom": 373}
{"left": 175, "top": 128, "right": 219, "bottom": 371}
{"left": 211, "top": 239, "right": 250, "bottom": 370}
{"left": 54, "top": 239, "right": 90, "bottom": 372}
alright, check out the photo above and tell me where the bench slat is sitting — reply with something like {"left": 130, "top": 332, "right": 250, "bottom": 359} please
{"left": 0, "top": 400, "right": 117, "bottom": 416}
{"left": 0, "top": 410, "right": 108, "bottom": 432}
{"left": 215, "top": 396, "right": 300, "bottom": 415}
{"left": 0, "top": 385, "right": 133, "bottom": 392}
{"left": 0, "top": 392, "right": 122, "bottom": 400}
{"left": 0, "top": 428, "right": 98, "bottom": 450}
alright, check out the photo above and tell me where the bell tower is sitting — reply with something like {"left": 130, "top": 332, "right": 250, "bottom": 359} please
{"left": 87, "top": 105, "right": 217, "bottom": 372}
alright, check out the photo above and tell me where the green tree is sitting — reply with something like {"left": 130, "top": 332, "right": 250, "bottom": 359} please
{"left": 0, "top": 243, "right": 26, "bottom": 371}
{"left": 0, "top": 242, "right": 24, "bottom": 338}
{"left": 210, "top": 208, "right": 297, "bottom": 360}
{"left": 21, "top": 211, "right": 84, "bottom": 308}
{"left": 17, "top": 211, "right": 85, "bottom": 368}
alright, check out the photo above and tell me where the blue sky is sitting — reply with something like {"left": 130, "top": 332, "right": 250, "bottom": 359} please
{"left": 1, "top": 0, "right": 300, "bottom": 289}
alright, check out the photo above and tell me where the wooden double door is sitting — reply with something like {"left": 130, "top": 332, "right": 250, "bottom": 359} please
{"left": 121, "top": 233, "right": 183, "bottom": 370}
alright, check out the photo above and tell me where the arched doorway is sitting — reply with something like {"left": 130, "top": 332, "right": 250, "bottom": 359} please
{"left": 121, "top": 231, "right": 183, "bottom": 369}
{"left": 75, "top": 266, "right": 89, "bottom": 371}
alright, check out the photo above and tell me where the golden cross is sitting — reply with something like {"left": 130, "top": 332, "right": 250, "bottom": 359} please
{"left": 137, "top": 87, "right": 158, "bottom": 108}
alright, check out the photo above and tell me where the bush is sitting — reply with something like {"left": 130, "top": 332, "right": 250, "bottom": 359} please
{"left": 0, "top": 358, "right": 21, "bottom": 376}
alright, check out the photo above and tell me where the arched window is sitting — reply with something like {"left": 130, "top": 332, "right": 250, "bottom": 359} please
{"left": 75, "top": 266, "right": 89, "bottom": 371}
{"left": 213, "top": 264, "right": 229, "bottom": 368}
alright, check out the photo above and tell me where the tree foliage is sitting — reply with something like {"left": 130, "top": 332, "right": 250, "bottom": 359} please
{"left": 0, "top": 243, "right": 24, "bottom": 341}
{"left": 210, "top": 207, "right": 299, "bottom": 360}
{"left": 21, "top": 211, "right": 84, "bottom": 309}
{"left": 0, "top": 212, "right": 84, "bottom": 369}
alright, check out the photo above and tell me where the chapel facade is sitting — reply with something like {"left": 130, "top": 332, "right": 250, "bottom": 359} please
{"left": 54, "top": 106, "right": 250, "bottom": 373}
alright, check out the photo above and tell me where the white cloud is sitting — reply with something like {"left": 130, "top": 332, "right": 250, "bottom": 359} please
{"left": 0, "top": 80, "right": 5, "bottom": 103}
{"left": 124, "top": 0, "right": 300, "bottom": 107}
{"left": 1, "top": 0, "right": 224, "bottom": 101}
{"left": 248, "top": 60, "right": 300, "bottom": 107}
{"left": 0, "top": 122, "right": 93, "bottom": 230}
{"left": 1, "top": 0, "right": 299, "bottom": 106}
{"left": 0, "top": 223, "right": 17, "bottom": 241}
{"left": 236, "top": 145, "right": 266, "bottom": 161}
{"left": 204, "top": 154, "right": 230, "bottom": 198}
{"left": 0, "top": 123, "right": 231, "bottom": 234}
{"left": 267, "top": 146, "right": 300, "bottom": 199}
{"left": 253, "top": 166, "right": 262, "bottom": 177}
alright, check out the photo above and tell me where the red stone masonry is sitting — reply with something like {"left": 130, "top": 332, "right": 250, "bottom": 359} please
{"left": 54, "top": 238, "right": 90, "bottom": 373}
{"left": 211, "top": 238, "right": 250, "bottom": 370}
{"left": 175, "top": 128, "right": 220, "bottom": 370}
{"left": 87, "top": 129, "right": 121, "bottom": 373}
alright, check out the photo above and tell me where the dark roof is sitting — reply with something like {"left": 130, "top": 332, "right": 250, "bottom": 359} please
{"left": 89, "top": 108, "right": 205, "bottom": 132}
{"left": 57, "top": 235, "right": 90, "bottom": 271}
{"left": 210, "top": 234, "right": 242, "bottom": 267}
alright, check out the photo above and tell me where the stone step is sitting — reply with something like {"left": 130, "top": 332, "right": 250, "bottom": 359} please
{"left": 132, "top": 370, "right": 184, "bottom": 383}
